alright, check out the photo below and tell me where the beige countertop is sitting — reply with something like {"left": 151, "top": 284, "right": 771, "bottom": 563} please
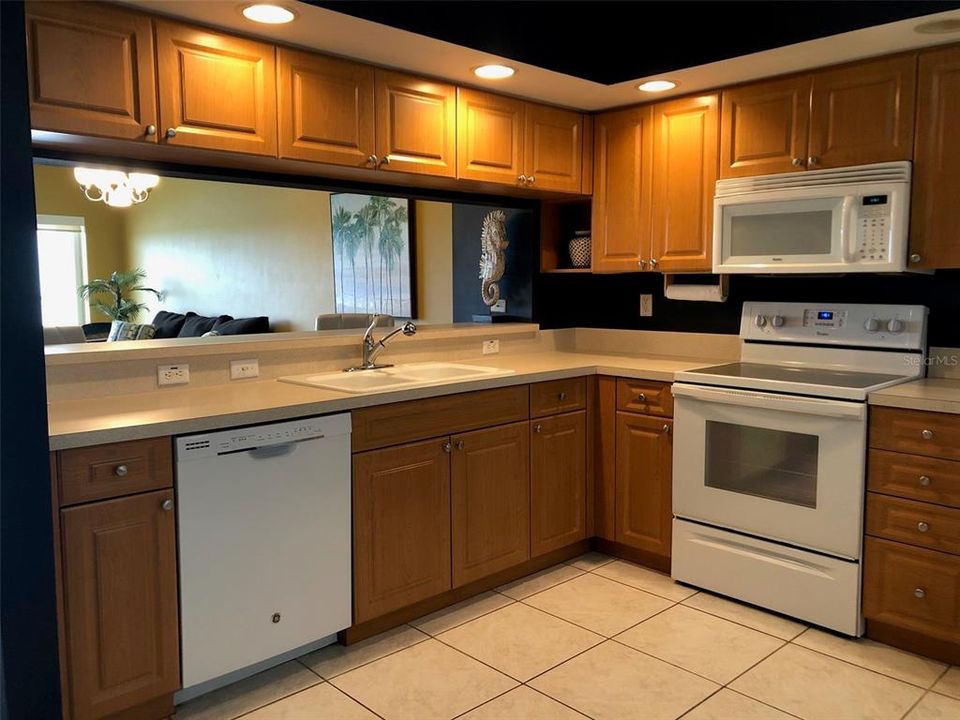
{"left": 868, "top": 377, "right": 960, "bottom": 416}
{"left": 47, "top": 351, "right": 714, "bottom": 450}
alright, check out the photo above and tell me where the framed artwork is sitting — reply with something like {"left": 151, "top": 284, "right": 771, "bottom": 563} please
{"left": 330, "top": 193, "right": 416, "bottom": 318}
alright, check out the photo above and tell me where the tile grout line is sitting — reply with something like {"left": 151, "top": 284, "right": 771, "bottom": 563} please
{"left": 299, "top": 626, "right": 432, "bottom": 684}
{"left": 414, "top": 593, "right": 517, "bottom": 637}
{"left": 521, "top": 684, "right": 597, "bottom": 719}
{"left": 678, "top": 598, "right": 808, "bottom": 643}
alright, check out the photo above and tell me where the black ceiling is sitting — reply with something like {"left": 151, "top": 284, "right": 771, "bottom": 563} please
{"left": 309, "top": 1, "right": 960, "bottom": 84}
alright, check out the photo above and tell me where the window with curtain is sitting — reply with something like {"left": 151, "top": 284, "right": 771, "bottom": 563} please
{"left": 36, "top": 215, "right": 88, "bottom": 327}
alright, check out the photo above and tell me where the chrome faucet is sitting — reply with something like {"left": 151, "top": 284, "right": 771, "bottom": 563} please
{"left": 346, "top": 315, "right": 417, "bottom": 371}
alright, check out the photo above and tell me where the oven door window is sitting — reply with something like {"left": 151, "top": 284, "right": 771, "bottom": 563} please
{"left": 704, "top": 421, "right": 818, "bottom": 508}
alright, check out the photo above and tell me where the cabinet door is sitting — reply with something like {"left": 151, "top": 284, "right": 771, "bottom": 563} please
{"left": 61, "top": 490, "right": 179, "bottom": 720}
{"left": 591, "top": 106, "right": 653, "bottom": 272}
{"left": 809, "top": 55, "right": 916, "bottom": 169}
{"left": 277, "top": 48, "right": 375, "bottom": 167}
{"left": 155, "top": 20, "right": 277, "bottom": 155}
{"left": 375, "top": 70, "right": 457, "bottom": 177}
{"left": 25, "top": 1, "right": 158, "bottom": 141}
{"left": 452, "top": 422, "right": 530, "bottom": 586}
{"left": 531, "top": 412, "right": 586, "bottom": 556}
{"left": 353, "top": 439, "right": 451, "bottom": 622}
{"left": 651, "top": 94, "right": 718, "bottom": 272}
{"left": 910, "top": 46, "right": 960, "bottom": 270}
{"left": 524, "top": 104, "right": 585, "bottom": 193}
{"left": 615, "top": 413, "right": 673, "bottom": 558}
{"left": 719, "top": 75, "right": 811, "bottom": 177}
{"left": 457, "top": 88, "right": 525, "bottom": 185}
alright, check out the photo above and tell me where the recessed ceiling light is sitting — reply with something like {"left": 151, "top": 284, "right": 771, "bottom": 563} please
{"left": 474, "top": 64, "right": 516, "bottom": 80}
{"left": 914, "top": 18, "right": 960, "bottom": 34}
{"left": 242, "top": 4, "right": 295, "bottom": 24}
{"left": 638, "top": 80, "right": 677, "bottom": 93}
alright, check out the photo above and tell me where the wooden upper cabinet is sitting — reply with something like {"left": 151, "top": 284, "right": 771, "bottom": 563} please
{"left": 353, "top": 438, "right": 451, "bottom": 622}
{"left": 451, "top": 422, "right": 530, "bottom": 586}
{"left": 155, "top": 20, "right": 277, "bottom": 156}
{"left": 524, "top": 104, "right": 584, "bottom": 193}
{"left": 615, "top": 412, "right": 673, "bottom": 559}
{"left": 591, "top": 106, "right": 653, "bottom": 272}
{"left": 375, "top": 70, "right": 457, "bottom": 177}
{"left": 651, "top": 94, "right": 718, "bottom": 272}
{"left": 531, "top": 412, "right": 587, "bottom": 556}
{"left": 457, "top": 88, "right": 525, "bottom": 184}
{"left": 720, "top": 75, "right": 810, "bottom": 178}
{"left": 910, "top": 45, "right": 960, "bottom": 270}
{"left": 809, "top": 55, "right": 916, "bottom": 168}
{"left": 61, "top": 491, "right": 179, "bottom": 720}
{"left": 24, "top": 1, "right": 158, "bottom": 141}
{"left": 277, "top": 48, "right": 375, "bottom": 167}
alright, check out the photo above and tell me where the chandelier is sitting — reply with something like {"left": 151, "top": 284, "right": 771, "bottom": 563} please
{"left": 73, "top": 167, "right": 160, "bottom": 208}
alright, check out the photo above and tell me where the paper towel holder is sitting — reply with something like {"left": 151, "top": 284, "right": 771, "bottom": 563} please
{"left": 663, "top": 273, "right": 729, "bottom": 303}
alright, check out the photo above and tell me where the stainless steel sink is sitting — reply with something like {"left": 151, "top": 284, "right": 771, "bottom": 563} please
{"left": 279, "top": 362, "right": 514, "bottom": 394}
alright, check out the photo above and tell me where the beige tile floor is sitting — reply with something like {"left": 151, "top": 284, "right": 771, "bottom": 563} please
{"left": 174, "top": 553, "right": 959, "bottom": 720}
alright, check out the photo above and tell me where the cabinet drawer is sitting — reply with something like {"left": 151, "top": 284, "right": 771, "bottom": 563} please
{"left": 617, "top": 379, "right": 673, "bottom": 417}
{"left": 352, "top": 386, "right": 529, "bottom": 452}
{"left": 530, "top": 378, "right": 586, "bottom": 418}
{"left": 870, "top": 407, "right": 960, "bottom": 461}
{"left": 868, "top": 449, "right": 960, "bottom": 509}
{"left": 59, "top": 437, "right": 173, "bottom": 506}
{"left": 867, "top": 493, "right": 960, "bottom": 555}
{"left": 864, "top": 537, "right": 960, "bottom": 646}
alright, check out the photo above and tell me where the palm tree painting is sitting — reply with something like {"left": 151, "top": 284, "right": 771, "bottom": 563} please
{"left": 330, "top": 193, "right": 415, "bottom": 317}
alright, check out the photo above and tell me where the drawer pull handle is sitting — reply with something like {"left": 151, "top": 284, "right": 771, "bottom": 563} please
{"left": 914, "top": 587, "right": 926, "bottom": 599}
{"left": 559, "top": 391, "right": 567, "bottom": 401}
{"left": 455, "top": 440, "right": 465, "bottom": 451}
{"left": 161, "top": 499, "right": 174, "bottom": 511}
{"left": 442, "top": 441, "right": 452, "bottom": 453}
{"left": 165, "top": 127, "right": 177, "bottom": 139}
{"left": 919, "top": 475, "right": 931, "bottom": 487}
{"left": 921, "top": 429, "right": 934, "bottom": 440}
{"left": 534, "top": 424, "right": 543, "bottom": 434}
{"left": 636, "top": 393, "right": 647, "bottom": 402}
{"left": 917, "top": 521, "right": 930, "bottom": 533}
{"left": 114, "top": 464, "right": 128, "bottom": 477}
{"left": 662, "top": 424, "right": 671, "bottom": 434}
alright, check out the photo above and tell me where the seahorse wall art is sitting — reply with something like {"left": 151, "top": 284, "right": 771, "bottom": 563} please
{"left": 479, "top": 209, "right": 509, "bottom": 306}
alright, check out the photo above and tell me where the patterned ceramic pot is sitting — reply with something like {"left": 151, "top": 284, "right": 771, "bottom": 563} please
{"left": 568, "top": 232, "right": 591, "bottom": 268}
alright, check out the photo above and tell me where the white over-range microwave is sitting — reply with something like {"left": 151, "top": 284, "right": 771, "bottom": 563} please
{"left": 713, "top": 161, "right": 911, "bottom": 274}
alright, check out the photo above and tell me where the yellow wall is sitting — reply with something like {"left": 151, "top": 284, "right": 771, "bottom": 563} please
{"left": 33, "top": 164, "right": 128, "bottom": 321}
{"left": 416, "top": 201, "right": 453, "bottom": 324}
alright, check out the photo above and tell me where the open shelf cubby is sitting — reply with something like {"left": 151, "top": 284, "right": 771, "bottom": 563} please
{"left": 539, "top": 198, "right": 592, "bottom": 273}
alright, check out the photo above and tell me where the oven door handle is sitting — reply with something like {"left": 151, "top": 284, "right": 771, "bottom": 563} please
{"left": 672, "top": 383, "right": 866, "bottom": 420}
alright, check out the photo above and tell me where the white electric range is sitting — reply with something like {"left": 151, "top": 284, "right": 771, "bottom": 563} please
{"left": 671, "top": 302, "right": 928, "bottom": 635}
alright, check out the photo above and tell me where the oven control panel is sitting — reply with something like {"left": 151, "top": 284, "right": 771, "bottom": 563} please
{"left": 742, "top": 302, "right": 927, "bottom": 350}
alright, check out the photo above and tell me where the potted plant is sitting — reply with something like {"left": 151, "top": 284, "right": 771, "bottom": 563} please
{"left": 78, "top": 268, "right": 164, "bottom": 323}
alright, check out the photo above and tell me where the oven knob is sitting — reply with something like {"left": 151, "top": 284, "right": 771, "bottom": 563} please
{"left": 864, "top": 318, "right": 880, "bottom": 333}
{"left": 771, "top": 315, "right": 785, "bottom": 328}
{"left": 754, "top": 314, "right": 767, "bottom": 328}
{"left": 886, "top": 318, "right": 904, "bottom": 334}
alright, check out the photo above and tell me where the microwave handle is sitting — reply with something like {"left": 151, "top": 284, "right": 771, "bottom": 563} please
{"left": 840, "top": 195, "right": 858, "bottom": 262}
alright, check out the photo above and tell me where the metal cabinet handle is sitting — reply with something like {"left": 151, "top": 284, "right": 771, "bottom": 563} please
{"left": 919, "top": 475, "right": 931, "bottom": 487}
{"left": 921, "top": 429, "right": 934, "bottom": 440}
{"left": 914, "top": 587, "right": 926, "bottom": 599}
{"left": 808, "top": 155, "right": 819, "bottom": 166}
{"left": 455, "top": 440, "right": 465, "bottom": 451}
{"left": 527, "top": 175, "right": 535, "bottom": 184}
{"left": 559, "top": 391, "right": 567, "bottom": 401}
{"left": 165, "top": 128, "right": 177, "bottom": 139}
{"left": 638, "top": 259, "right": 647, "bottom": 269}
{"left": 534, "top": 424, "right": 543, "bottom": 433}
{"left": 380, "top": 155, "right": 390, "bottom": 166}
{"left": 145, "top": 124, "right": 157, "bottom": 136}
{"left": 367, "top": 154, "right": 378, "bottom": 166}
{"left": 649, "top": 259, "right": 658, "bottom": 269}
{"left": 161, "top": 499, "right": 174, "bottom": 511}
{"left": 662, "top": 424, "right": 671, "bottom": 434}
{"left": 917, "top": 521, "right": 930, "bottom": 533}
{"left": 518, "top": 175, "right": 527, "bottom": 184}
{"left": 636, "top": 393, "right": 647, "bottom": 402}
{"left": 442, "top": 441, "right": 452, "bottom": 453}
{"left": 791, "top": 157, "right": 804, "bottom": 167}
{"left": 910, "top": 253, "right": 922, "bottom": 264}
{"left": 114, "top": 464, "right": 128, "bottom": 477}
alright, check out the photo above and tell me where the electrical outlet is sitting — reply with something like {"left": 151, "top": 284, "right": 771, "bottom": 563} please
{"left": 230, "top": 358, "right": 259, "bottom": 380}
{"left": 491, "top": 299, "right": 506, "bottom": 313}
{"left": 482, "top": 339, "right": 500, "bottom": 355}
{"left": 157, "top": 364, "right": 189, "bottom": 386}
{"left": 640, "top": 294, "right": 653, "bottom": 317}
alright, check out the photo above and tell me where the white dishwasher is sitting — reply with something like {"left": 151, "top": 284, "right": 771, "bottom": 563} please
{"left": 176, "top": 413, "right": 352, "bottom": 693}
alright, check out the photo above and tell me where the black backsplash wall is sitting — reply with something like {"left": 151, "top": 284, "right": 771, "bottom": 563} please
{"left": 535, "top": 271, "right": 960, "bottom": 348}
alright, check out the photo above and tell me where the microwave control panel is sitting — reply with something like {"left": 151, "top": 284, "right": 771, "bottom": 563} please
{"left": 856, "top": 195, "right": 891, "bottom": 263}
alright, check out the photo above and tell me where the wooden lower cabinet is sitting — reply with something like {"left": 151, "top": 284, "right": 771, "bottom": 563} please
{"left": 60, "top": 490, "right": 179, "bottom": 720}
{"left": 353, "top": 438, "right": 452, "bottom": 623}
{"left": 452, "top": 422, "right": 530, "bottom": 586}
{"left": 615, "top": 412, "right": 673, "bottom": 559}
{"left": 531, "top": 412, "right": 587, "bottom": 556}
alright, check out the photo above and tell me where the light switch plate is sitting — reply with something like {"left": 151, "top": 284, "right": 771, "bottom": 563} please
{"left": 640, "top": 294, "right": 653, "bottom": 317}
{"left": 230, "top": 358, "right": 259, "bottom": 380}
{"left": 158, "top": 364, "right": 189, "bottom": 386}
{"left": 482, "top": 339, "right": 500, "bottom": 355}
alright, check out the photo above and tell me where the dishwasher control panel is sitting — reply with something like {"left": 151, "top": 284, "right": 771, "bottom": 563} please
{"left": 176, "top": 413, "right": 351, "bottom": 460}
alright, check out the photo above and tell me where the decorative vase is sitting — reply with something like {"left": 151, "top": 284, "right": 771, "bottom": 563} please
{"left": 568, "top": 231, "right": 591, "bottom": 268}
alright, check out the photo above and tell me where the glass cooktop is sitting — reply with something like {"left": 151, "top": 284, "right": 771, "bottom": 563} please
{"left": 685, "top": 362, "right": 908, "bottom": 389}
